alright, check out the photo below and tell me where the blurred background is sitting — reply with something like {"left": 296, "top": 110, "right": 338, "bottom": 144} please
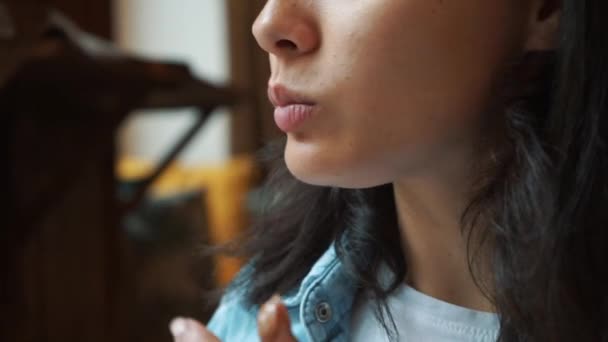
{"left": 2, "top": 0, "right": 279, "bottom": 341}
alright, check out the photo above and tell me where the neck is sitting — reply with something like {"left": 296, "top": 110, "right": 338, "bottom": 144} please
{"left": 393, "top": 166, "right": 494, "bottom": 313}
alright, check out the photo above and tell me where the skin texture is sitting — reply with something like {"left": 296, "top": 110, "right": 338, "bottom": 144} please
{"left": 171, "top": 0, "right": 559, "bottom": 340}
{"left": 252, "top": 0, "right": 557, "bottom": 312}
{"left": 254, "top": 0, "right": 531, "bottom": 189}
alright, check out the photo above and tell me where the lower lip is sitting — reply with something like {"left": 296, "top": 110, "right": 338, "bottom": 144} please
{"left": 274, "top": 104, "right": 315, "bottom": 133}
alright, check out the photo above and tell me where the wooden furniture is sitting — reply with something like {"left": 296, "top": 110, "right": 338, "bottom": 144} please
{"left": 228, "top": 0, "right": 279, "bottom": 155}
{"left": 1, "top": 4, "right": 236, "bottom": 341}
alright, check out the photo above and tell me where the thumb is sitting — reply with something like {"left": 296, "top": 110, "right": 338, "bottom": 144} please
{"left": 257, "top": 295, "right": 298, "bottom": 342}
{"left": 169, "top": 317, "right": 220, "bottom": 342}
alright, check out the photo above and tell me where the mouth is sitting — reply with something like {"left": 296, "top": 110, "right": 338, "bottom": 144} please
{"left": 268, "top": 83, "right": 317, "bottom": 133}
{"left": 267, "top": 83, "right": 316, "bottom": 108}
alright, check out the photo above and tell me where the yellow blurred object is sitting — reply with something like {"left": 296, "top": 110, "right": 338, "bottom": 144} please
{"left": 117, "top": 155, "right": 260, "bottom": 286}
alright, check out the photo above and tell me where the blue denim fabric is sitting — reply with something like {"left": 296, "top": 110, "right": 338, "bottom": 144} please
{"left": 207, "top": 243, "right": 357, "bottom": 342}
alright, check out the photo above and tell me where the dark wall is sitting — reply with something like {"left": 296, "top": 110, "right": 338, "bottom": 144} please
{"left": 228, "top": 0, "right": 278, "bottom": 155}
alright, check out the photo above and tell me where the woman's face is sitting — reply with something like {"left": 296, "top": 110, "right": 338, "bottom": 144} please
{"left": 253, "top": 0, "right": 530, "bottom": 188}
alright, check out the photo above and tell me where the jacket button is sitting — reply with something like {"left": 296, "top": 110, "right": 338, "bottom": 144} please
{"left": 315, "top": 302, "right": 332, "bottom": 323}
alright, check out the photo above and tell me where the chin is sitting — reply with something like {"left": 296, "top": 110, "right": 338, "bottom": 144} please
{"left": 285, "top": 158, "right": 334, "bottom": 187}
{"left": 283, "top": 139, "right": 387, "bottom": 189}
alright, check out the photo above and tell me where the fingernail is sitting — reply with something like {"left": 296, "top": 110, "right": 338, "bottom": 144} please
{"left": 268, "top": 294, "right": 282, "bottom": 305}
{"left": 259, "top": 295, "right": 282, "bottom": 337}
{"left": 170, "top": 317, "right": 187, "bottom": 337}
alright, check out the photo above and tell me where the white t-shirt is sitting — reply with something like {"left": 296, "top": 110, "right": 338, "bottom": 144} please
{"left": 351, "top": 284, "right": 500, "bottom": 341}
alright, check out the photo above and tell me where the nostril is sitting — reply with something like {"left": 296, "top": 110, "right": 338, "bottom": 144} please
{"left": 276, "top": 39, "right": 298, "bottom": 51}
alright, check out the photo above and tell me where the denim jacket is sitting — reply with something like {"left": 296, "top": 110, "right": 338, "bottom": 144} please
{"left": 207, "top": 243, "right": 357, "bottom": 342}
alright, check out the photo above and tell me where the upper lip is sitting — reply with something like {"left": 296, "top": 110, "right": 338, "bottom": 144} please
{"left": 268, "top": 83, "right": 315, "bottom": 107}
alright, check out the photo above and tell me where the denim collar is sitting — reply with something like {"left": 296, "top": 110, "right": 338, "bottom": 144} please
{"left": 283, "top": 243, "right": 359, "bottom": 341}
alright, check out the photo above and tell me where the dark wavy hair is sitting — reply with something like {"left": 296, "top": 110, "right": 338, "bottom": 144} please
{"left": 221, "top": 0, "right": 608, "bottom": 340}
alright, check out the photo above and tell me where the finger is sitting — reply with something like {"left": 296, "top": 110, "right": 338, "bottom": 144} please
{"left": 170, "top": 317, "right": 221, "bottom": 342}
{"left": 257, "top": 295, "right": 298, "bottom": 342}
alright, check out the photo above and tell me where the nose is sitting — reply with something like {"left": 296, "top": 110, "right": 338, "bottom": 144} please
{"left": 252, "top": 0, "right": 320, "bottom": 58}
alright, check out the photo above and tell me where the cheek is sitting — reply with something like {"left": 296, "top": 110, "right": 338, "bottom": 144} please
{"left": 348, "top": 7, "right": 514, "bottom": 144}
{"left": 287, "top": 1, "right": 522, "bottom": 187}
{"left": 339, "top": 3, "right": 515, "bottom": 121}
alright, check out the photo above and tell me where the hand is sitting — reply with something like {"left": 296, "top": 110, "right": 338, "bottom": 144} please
{"left": 170, "top": 295, "right": 298, "bottom": 342}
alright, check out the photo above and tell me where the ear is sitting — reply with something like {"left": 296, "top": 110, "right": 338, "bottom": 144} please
{"left": 524, "top": 0, "right": 561, "bottom": 51}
